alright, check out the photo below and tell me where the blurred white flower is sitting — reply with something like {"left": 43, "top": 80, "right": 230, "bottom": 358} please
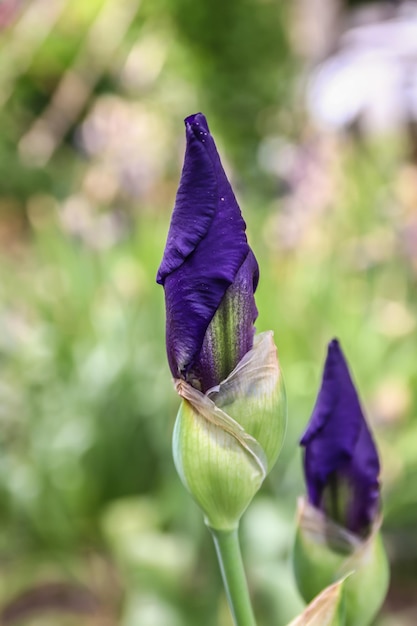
{"left": 307, "top": 2, "right": 417, "bottom": 134}
{"left": 59, "top": 194, "right": 126, "bottom": 250}
{"left": 79, "top": 96, "right": 172, "bottom": 199}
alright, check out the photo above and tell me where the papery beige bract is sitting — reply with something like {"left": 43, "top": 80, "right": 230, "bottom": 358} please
{"left": 288, "top": 578, "right": 347, "bottom": 626}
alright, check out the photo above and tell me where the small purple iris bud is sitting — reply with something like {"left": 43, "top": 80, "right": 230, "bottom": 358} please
{"left": 293, "top": 340, "right": 389, "bottom": 626}
{"left": 300, "top": 339, "right": 380, "bottom": 537}
{"left": 157, "top": 113, "right": 286, "bottom": 531}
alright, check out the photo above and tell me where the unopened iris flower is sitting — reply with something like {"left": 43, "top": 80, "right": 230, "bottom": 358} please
{"left": 157, "top": 113, "right": 286, "bottom": 532}
{"left": 300, "top": 339, "right": 380, "bottom": 537}
{"left": 294, "top": 339, "right": 389, "bottom": 626}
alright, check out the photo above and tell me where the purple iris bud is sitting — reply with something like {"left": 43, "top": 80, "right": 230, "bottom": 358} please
{"left": 300, "top": 339, "right": 380, "bottom": 537}
{"left": 157, "top": 113, "right": 259, "bottom": 392}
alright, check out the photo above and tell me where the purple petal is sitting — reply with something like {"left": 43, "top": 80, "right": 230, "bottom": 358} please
{"left": 343, "top": 419, "right": 380, "bottom": 534}
{"left": 300, "top": 339, "right": 380, "bottom": 535}
{"left": 157, "top": 113, "right": 257, "bottom": 384}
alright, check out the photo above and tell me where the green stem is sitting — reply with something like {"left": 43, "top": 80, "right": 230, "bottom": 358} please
{"left": 209, "top": 527, "right": 257, "bottom": 626}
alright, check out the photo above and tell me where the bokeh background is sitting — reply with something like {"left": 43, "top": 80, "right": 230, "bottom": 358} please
{"left": 0, "top": 0, "right": 417, "bottom": 624}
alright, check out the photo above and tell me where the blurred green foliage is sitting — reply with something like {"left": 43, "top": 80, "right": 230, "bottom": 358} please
{"left": 166, "top": 0, "right": 294, "bottom": 178}
{"left": 0, "top": 0, "right": 417, "bottom": 624}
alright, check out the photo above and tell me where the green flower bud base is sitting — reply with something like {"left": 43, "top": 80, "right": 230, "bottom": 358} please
{"left": 173, "top": 394, "right": 265, "bottom": 530}
{"left": 293, "top": 499, "right": 390, "bottom": 626}
{"left": 173, "top": 331, "right": 286, "bottom": 530}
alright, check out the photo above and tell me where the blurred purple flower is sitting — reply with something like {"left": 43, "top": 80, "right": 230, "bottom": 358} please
{"left": 300, "top": 339, "right": 380, "bottom": 536}
{"left": 157, "top": 113, "right": 258, "bottom": 392}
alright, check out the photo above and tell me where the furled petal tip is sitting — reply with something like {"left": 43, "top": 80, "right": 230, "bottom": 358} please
{"left": 157, "top": 113, "right": 258, "bottom": 389}
{"left": 300, "top": 339, "right": 380, "bottom": 536}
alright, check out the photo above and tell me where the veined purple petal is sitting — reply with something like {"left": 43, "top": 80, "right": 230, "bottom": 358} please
{"left": 300, "top": 340, "right": 380, "bottom": 535}
{"left": 157, "top": 113, "right": 258, "bottom": 386}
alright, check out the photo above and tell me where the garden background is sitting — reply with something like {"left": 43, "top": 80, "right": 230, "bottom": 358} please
{"left": 0, "top": 0, "right": 416, "bottom": 624}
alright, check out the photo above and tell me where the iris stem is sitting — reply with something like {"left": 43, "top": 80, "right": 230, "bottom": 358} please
{"left": 209, "top": 526, "right": 257, "bottom": 626}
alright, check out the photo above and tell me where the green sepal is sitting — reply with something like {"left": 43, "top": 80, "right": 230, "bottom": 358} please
{"left": 173, "top": 332, "right": 286, "bottom": 531}
{"left": 293, "top": 498, "right": 390, "bottom": 626}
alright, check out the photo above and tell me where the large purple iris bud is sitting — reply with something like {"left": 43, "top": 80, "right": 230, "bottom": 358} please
{"left": 300, "top": 339, "right": 380, "bottom": 536}
{"left": 158, "top": 113, "right": 286, "bottom": 532}
{"left": 293, "top": 340, "right": 389, "bottom": 626}
{"left": 157, "top": 112, "right": 259, "bottom": 392}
